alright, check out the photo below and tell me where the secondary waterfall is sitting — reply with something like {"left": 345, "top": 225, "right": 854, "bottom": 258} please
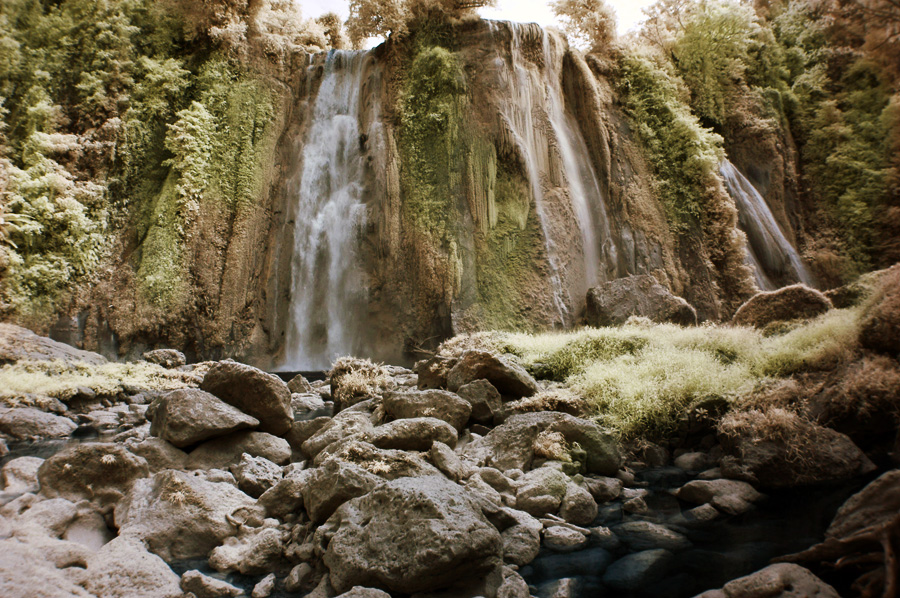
{"left": 720, "top": 160, "right": 814, "bottom": 290}
{"left": 492, "top": 22, "right": 618, "bottom": 321}
{"left": 283, "top": 51, "right": 371, "bottom": 370}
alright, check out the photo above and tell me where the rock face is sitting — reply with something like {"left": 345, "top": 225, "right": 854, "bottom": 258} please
{"left": 321, "top": 475, "right": 503, "bottom": 594}
{"left": 446, "top": 351, "right": 538, "bottom": 398}
{"left": 149, "top": 389, "right": 259, "bottom": 448}
{"left": 464, "top": 412, "right": 621, "bottom": 475}
{"left": 696, "top": 563, "right": 839, "bottom": 598}
{"left": 732, "top": 284, "right": 832, "bottom": 328}
{"left": 38, "top": 443, "right": 150, "bottom": 506}
{"left": 586, "top": 275, "right": 698, "bottom": 327}
{"left": 200, "top": 361, "right": 293, "bottom": 435}
{"left": 0, "top": 323, "right": 107, "bottom": 366}
{"left": 142, "top": 349, "right": 186, "bottom": 368}
{"left": 0, "top": 408, "right": 76, "bottom": 440}
{"left": 115, "top": 469, "right": 258, "bottom": 561}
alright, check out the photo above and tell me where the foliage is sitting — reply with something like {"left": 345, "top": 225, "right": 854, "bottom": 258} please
{"left": 346, "top": 0, "right": 495, "bottom": 48}
{"left": 550, "top": 0, "right": 617, "bottom": 53}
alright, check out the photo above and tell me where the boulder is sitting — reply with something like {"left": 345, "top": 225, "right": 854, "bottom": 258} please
{"left": 252, "top": 574, "right": 277, "bottom": 598}
{"left": 0, "top": 323, "right": 107, "bottom": 366}
{"left": 258, "top": 474, "right": 306, "bottom": 519}
{"left": 859, "top": 266, "right": 900, "bottom": 355}
{"left": 674, "top": 452, "right": 715, "bottom": 472}
{"left": 149, "top": 388, "right": 259, "bottom": 448}
{"left": 602, "top": 549, "right": 673, "bottom": 591}
{"left": 415, "top": 355, "right": 455, "bottom": 390}
{"left": 429, "top": 441, "right": 474, "bottom": 482}
{"left": 180, "top": 570, "right": 244, "bottom": 598}
{"left": 187, "top": 430, "right": 291, "bottom": 470}
{"left": 125, "top": 437, "right": 189, "bottom": 472}
{"left": 515, "top": 467, "right": 569, "bottom": 516}
{"left": 286, "top": 416, "right": 332, "bottom": 453}
{"left": 230, "top": 453, "right": 283, "bottom": 498}
{"left": 1, "top": 456, "right": 44, "bottom": 493}
{"left": 200, "top": 360, "right": 293, "bottom": 435}
{"left": 464, "top": 412, "right": 621, "bottom": 475}
{"left": 383, "top": 389, "right": 472, "bottom": 431}
{"left": 498, "top": 507, "right": 542, "bottom": 566}
{"left": 82, "top": 536, "right": 182, "bottom": 598}
{"left": 209, "top": 527, "right": 286, "bottom": 575}
{"left": 0, "top": 408, "right": 76, "bottom": 440}
{"left": 826, "top": 469, "right": 900, "bottom": 539}
{"left": 0, "top": 535, "right": 95, "bottom": 597}
{"left": 114, "top": 469, "right": 258, "bottom": 561}
{"left": 719, "top": 414, "right": 875, "bottom": 488}
{"left": 38, "top": 443, "right": 149, "bottom": 506}
{"left": 582, "top": 476, "right": 622, "bottom": 503}
{"left": 695, "top": 563, "right": 839, "bottom": 598}
{"left": 301, "top": 413, "right": 375, "bottom": 460}
{"left": 446, "top": 351, "right": 538, "bottom": 398}
{"left": 560, "top": 482, "right": 598, "bottom": 526}
{"left": 543, "top": 526, "right": 589, "bottom": 552}
{"left": 586, "top": 275, "right": 697, "bottom": 327}
{"left": 456, "top": 379, "right": 503, "bottom": 426}
{"left": 370, "top": 417, "right": 458, "bottom": 451}
{"left": 335, "top": 588, "right": 392, "bottom": 598}
{"left": 321, "top": 475, "right": 503, "bottom": 594}
{"left": 142, "top": 349, "right": 186, "bottom": 369}
{"left": 675, "top": 479, "right": 765, "bottom": 516}
{"left": 732, "top": 285, "right": 832, "bottom": 328}
{"left": 288, "top": 373, "right": 313, "bottom": 394}
{"left": 612, "top": 521, "right": 691, "bottom": 552}
{"left": 303, "top": 457, "right": 383, "bottom": 524}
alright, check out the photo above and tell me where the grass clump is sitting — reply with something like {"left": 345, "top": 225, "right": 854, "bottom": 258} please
{"left": 440, "top": 307, "right": 864, "bottom": 438}
{"left": 0, "top": 359, "right": 199, "bottom": 405}
{"left": 330, "top": 357, "right": 391, "bottom": 409}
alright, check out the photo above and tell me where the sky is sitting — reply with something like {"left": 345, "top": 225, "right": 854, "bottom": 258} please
{"left": 296, "top": 0, "right": 657, "bottom": 36}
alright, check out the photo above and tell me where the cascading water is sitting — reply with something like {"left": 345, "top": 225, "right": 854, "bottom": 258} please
{"left": 283, "top": 51, "right": 371, "bottom": 370}
{"left": 720, "top": 159, "right": 814, "bottom": 289}
{"left": 491, "top": 22, "right": 619, "bottom": 321}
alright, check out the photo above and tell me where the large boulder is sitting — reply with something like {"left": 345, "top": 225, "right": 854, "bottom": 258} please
{"left": 586, "top": 275, "right": 697, "bottom": 327}
{"left": 515, "top": 467, "right": 569, "bottom": 516}
{"left": 695, "top": 563, "right": 839, "bottom": 598}
{"left": 446, "top": 351, "right": 538, "bottom": 399}
{"left": 383, "top": 389, "right": 472, "bottom": 431}
{"left": 0, "top": 408, "right": 76, "bottom": 440}
{"left": 187, "top": 430, "right": 291, "bottom": 470}
{"left": 115, "top": 469, "right": 258, "bottom": 561}
{"left": 142, "top": 349, "right": 186, "bottom": 369}
{"left": 230, "top": 453, "right": 282, "bottom": 498}
{"left": 209, "top": 527, "right": 286, "bottom": 575}
{"left": 125, "top": 437, "right": 190, "bottom": 472}
{"left": 149, "top": 389, "right": 259, "bottom": 448}
{"left": 301, "top": 412, "right": 375, "bottom": 460}
{"left": 463, "top": 412, "right": 621, "bottom": 475}
{"left": 0, "top": 535, "right": 95, "bottom": 597}
{"left": 320, "top": 475, "right": 503, "bottom": 594}
{"left": 719, "top": 411, "right": 874, "bottom": 488}
{"left": 675, "top": 479, "right": 765, "bottom": 515}
{"left": 0, "top": 323, "right": 107, "bottom": 366}
{"left": 370, "top": 417, "right": 458, "bottom": 451}
{"left": 200, "top": 361, "right": 293, "bottom": 436}
{"left": 732, "top": 285, "right": 832, "bottom": 328}
{"left": 602, "top": 549, "right": 673, "bottom": 591}
{"left": 38, "top": 443, "right": 149, "bottom": 506}
{"left": 827, "top": 469, "right": 900, "bottom": 539}
{"left": 457, "top": 379, "right": 503, "bottom": 426}
{"left": 81, "top": 536, "right": 182, "bottom": 598}
{"left": 415, "top": 356, "right": 455, "bottom": 390}
{"left": 858, "top": 266, "right": 900, "bottom": 355}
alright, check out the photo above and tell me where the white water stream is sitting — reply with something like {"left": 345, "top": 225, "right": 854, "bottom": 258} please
{"left": 283, "top": 51, "right": 371, "bottom": 370}
{"left": 720, "top": 159, "right": 813, "bottom": 289}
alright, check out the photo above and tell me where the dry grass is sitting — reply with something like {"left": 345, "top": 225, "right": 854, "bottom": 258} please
{"left": 533, "top": 430, "right": 571, "bottom": 462}
{"left": 827, "top": 355, "right": 900, "bottom": 421}
{"left": 330, "top": 357, "right": 391, "bottom": 408}
{"left": 0, "top": 359, "right": 200, "bottom": 405}
{"left": 717, "top": 407, "right": 824, "bottom": 470}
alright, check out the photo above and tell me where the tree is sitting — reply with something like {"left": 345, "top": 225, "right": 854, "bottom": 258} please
{"left": 346, "top": 0, "right": 495, "bottom": 48}
{"left": 551, "top": 0, "right": 617, "bottom": 53}
{"left": 826, "top": 0, "right": 900, "bottom": 78}
{"left": 317, "top": 12, "right": 349, "bottom": 49}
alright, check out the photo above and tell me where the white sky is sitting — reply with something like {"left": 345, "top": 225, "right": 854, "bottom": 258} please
{"left": 297, "top": 0, "right": 656, "bottom": 36}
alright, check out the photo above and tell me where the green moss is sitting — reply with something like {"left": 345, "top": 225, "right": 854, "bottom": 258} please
{"left": 136, "top": 171, "right": 187, "bottom": 308}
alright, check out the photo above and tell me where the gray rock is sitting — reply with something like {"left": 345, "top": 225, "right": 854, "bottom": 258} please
{"left": 335, "top": 588, "right": 392, "bottom": 598}
{"left": 586, "top": 275, "right": 697, "bottom": 327}
{"left": 63, "top": 504, "right": 115, "bottom": 550}
{"left": 258, "top": 474, "right": 307, "bottom": 519}
{"left": 252, "top": 573, "right": 277, "bottom": 598}
{"left": 498, "top": 507, "right": 542, "bottom": 566}
{"left": 0, "top": 535, "right": 95, "bottom": 597}
{"left": 674, "top": 452, "right": 715, "bottom": 472}
{"left": 1, "top": 456, "right": 43, "bottom": 493}
{"left": 446, "top": 351, "right": 538, "bottom": 398}
{"left": 115, "top": 469, "right": 258, "bottom": 561}
{"left": 370, "top": 417, "right": 458, "bottom": 451}
{"left": 288, "top": 373, "right": 313, "bottom": 394}
{"left": 187, "top": 430, "right": 291, "bottom": 470}
{"left": 0, "top": 323, "right": 107, "bottom": 366}
{"left": 516, "top": 467, "right": 569, "bottom": 516}
{"left": 582, "top": 476, "right": 623, "bottom": 503}
{"left": 560, "top": 482, "right": 598, "bottom": 526}
{"left": 415, "top": 355, "right": 455, "bottom": 390}
{"left": 321, "top": 475, "right": 503, "bottom": 594}
{"left": 19, "top": 497, "right": 78, "bottom": 536}
{"left": 292, "top": 392, "right": 326, "bottom": 414}
{"left": 701, "top": 563, "right": 839, "bottom": 598}
{"left": 284, "top": 563, "right": 315, "bottom": 593}
{"left": 210, "top": 528, "right": 285, "bottom": 575}
{"left": 457, "top": 379, "right": 502, "bottom": 426}
{"left": 286, "top": 416, "right": 333, "bottom": 453}
{"left": 602, "top": 549, "right": 673, "bottom": 591}
{"left": 463, "top": 412, "right": 621, "bottom": 475}
{"left": 613, "top": 521, "right": 690, "bottom": 552}
{"left": 676, "top": 479, "right": 764, "bottom": 507}
{"left": 150, "top": 388, "right": 259, "bottom": 448}
{"left": 142, "top": 349, "right": 186, "bottom": 369}
{"left": 303, "top": 457, "right": 383, "bottom": 524}
{"left": 180, "top": 570, "right": 243, "bottom": 598}
{"left": 125, "top": 437, "right": 190, "bottom": 472}
{"left": 497, "top": 569, "right": 530, "bottom": 598}
{"left": 38, "top": 443, "right": 149, "bottom": 506}
{"left": 732, "top": 285, "right": 832, "bottom": 328}
{"left": 429, "top": 441, "right": 473, "bottom": 482}
{"left": 0, "top": 408, "right": 76, "bottom": 440}
{"left": 383, "top": 389, "right": 472, "bottom": 431}
{"left": 543, "top": 526, "right": 589, "bottom": 552}
{"left": 301, "top": 413, "right": 375, "bottom": 460}
{"left": 230, "top": 453, "right": 283, "bottom": 498}
{"left": 201, "top": 360, "right": 293, "bottom": 435}
{"left": 82, "top": 536, "right": 182, "bottom": 598}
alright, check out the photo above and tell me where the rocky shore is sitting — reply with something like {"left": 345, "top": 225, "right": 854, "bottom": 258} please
{"left": 0, "top": 324, "right": 897, "bottom": 598}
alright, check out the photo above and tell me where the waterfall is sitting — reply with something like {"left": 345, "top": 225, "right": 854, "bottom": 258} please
{"left": 490, "top": 22, "right": 618, "bottom": 322}
{"left": 283, "top": 51, "right": 371, "bottom": 370}
{"left": 719, "top": 159, "right": 813, "bottom": 289}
